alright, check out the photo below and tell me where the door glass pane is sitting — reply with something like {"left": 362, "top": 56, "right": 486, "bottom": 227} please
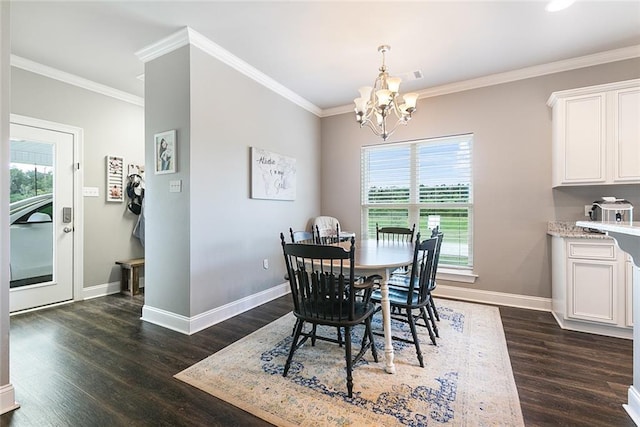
{"left": 9, "top": 139, "right": 54, "bottom": 288}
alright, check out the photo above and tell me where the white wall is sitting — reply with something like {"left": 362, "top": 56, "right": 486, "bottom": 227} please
{"left": 10, "top": 68, "right": 145, "bottom": 289}
{"left": 320, "top": 58, "right": 640, "bottom": 300}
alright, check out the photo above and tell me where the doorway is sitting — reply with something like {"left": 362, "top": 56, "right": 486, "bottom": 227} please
{"left": 9, "top": 115, "right": 83, "bottom": 312}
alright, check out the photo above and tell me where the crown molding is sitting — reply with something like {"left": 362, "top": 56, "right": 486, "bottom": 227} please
{"left": 134, "top": 27, "right": 191, "bottom": 63}
{"left": 547, "top": 77, "right": 640, "bottom": 106}
{"left": 10, "top": 55, "right": 144, "bottom": 107}
{"left": 136, "top": 26, "right": 322, "bottom": 117}
{"left": 321, "top": 44, "right": 640, "bottom": 118}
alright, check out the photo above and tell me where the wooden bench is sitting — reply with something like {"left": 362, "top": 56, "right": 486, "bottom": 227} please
{"left": 115, "top": 258, "right": 145, "bottom": 297}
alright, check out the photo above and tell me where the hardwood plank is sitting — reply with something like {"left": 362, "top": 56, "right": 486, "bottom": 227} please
{"left": 1, "top": 295, "right": 634, "bottom": 426}
{"left": 500, "top": 305, "right": 634, "bottom": 427}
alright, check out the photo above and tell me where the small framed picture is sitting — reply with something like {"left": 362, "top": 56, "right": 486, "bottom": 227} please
{"left": 106, "top": 155, "right": 124, "bottom": 202}
{"left": 154, "top": 130, "right": 177, "bottom": 174}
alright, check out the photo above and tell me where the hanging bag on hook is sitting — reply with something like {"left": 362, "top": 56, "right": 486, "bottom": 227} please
{"left": 126, "top": 174, "right": 144, "bottom": 215}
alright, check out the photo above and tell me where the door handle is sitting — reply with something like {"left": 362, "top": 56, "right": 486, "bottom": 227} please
{"left": 63, "top": 226, "right": 73, "bottom": 233}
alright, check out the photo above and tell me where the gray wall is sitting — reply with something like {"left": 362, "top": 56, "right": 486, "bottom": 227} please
{"left": 144, "top": 45, "right": 321, "bottom": 317}
{"left": 320, "top": 58, "right": 640, "bottom": 299}
{"left": 143, "top": 46, "right": 192, "bottom": 316}
{"left": 10, "top": 68, "right": 145, "bottom": 288}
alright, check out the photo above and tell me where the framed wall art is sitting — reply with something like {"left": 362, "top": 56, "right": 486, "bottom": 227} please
{"left": 251, "top": 147, "right": 296, "bottom": 201}
{"left": 106, "top": 155, "right": 124, "bottom": 202}
{"left": 154, "top": 130, "right": 177, "bottom": 174}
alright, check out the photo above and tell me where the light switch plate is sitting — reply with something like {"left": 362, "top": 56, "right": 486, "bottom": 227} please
{"left": 169, "top": 180, "right": 182, "bottom": 193}
{"left": 83, "top": 187, "right": 99, "bottom": 197}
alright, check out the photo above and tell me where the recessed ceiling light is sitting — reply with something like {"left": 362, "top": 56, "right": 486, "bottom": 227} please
{"left": 546, "top": 0, "right": 576, "bottom": 12}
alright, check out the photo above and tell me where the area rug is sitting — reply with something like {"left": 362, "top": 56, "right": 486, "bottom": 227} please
{"left": 175, "top": 299, "right": 524, "bottom": 426}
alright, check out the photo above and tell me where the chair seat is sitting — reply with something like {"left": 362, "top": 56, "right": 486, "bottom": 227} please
{"left": 299, "top": 301, "right": 376, "bottom": 327}
{"left": 370, "top": 288, "right": 422, "bottom": 308}
{"left": 386, "top": 275, "right": 436, "bottom": 292}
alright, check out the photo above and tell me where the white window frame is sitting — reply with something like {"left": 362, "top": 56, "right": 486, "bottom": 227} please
{"left": 361, "top": 134, "right": 476, "bottom": 282}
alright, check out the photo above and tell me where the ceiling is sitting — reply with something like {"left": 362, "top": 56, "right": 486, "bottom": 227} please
{"left": 9, "top": 1, "right": 640, "bottom": 112}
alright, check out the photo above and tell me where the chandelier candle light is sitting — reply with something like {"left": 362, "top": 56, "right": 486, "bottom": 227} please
{"left": 354, "top": 45, "right": 419, "bottom": 141}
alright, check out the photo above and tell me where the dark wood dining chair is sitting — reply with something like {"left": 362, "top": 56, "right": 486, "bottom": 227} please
{"left": 377, "top": 223, "right": 416, "bottom": 276}
{"left": 285, "top": 228, "right": 316, "bottom": 281}
{"left": 371, "top": 233, "right": 438, "bottom": 368}
{"left": 313, "top": 215, "right": 340, "bottom": 241}
{"left": 427, "top": 226, "right": 444, "bottom": 328}
{"left": 315, "top": 223, "right": 341, "bottom": 245}
{"left": 376, "top": 223, "right": 416, "bottom": 243}
{"left": 386, "top": 226, "right": 444, "bottom": 337}
{"left": 280, "top": 233, "right": 379, "bottom": 398}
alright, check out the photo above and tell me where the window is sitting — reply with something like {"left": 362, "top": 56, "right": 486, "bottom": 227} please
{"left": 361, "top": 134, "right": 473, "bottom": 270}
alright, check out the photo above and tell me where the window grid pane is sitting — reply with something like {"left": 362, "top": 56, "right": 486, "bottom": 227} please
{"left": 419, "top": 207, "right": 472, "bottom": 267}
{"left": 363, "top": 145, "right": 411, "bottom": 204}
{"left": 365, "top": 208, "right": 410, "bottom": 239}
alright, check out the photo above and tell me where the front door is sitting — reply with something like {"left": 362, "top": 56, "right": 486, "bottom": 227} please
{"left": 9, "top": 118, "right": 75, "bottom": 312}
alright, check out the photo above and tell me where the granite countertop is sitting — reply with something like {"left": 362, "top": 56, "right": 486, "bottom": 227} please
{"left": 576, "top": 221, "right": 640, "bottom": 237}
{"left": 547, "top": 221, "right": 611, "bottom": 239}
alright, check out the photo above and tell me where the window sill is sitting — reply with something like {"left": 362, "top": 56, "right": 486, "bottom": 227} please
{"left": 436, "top": 268, "right": 478, "bottom": 284}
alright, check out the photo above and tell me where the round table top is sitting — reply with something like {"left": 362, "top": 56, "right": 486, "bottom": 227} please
{"left": 338, "top": 239, "right": 415, "bottom": 270}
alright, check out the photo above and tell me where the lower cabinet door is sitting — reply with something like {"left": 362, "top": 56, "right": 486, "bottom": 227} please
{"left": 567, "top": 258, "right": 618, "bottom": 324}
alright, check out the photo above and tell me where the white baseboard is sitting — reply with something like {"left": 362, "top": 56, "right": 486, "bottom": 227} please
{"left": 624, "top": 386, "right": 640, "bottom": 425}
{"left": 551, "top": 310, "right": 633, "bottom": 340}
{"left": 432, "top": 284, "right": 552, "bottom": 311}
{"left": 0, "top": 383, "right": 19, "bottom": 415}
{"left": 82, "top": 281, "right": 121, "bottom": 300}
{"left": 82, "top": 277, "right": 145, "bottom": 300}
{"left": 141, "top": 283, "right": 290, "bottom": 335}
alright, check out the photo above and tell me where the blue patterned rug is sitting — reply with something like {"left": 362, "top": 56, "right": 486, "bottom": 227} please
{"left": 175, "top": 299, "right": 524, "bottom": 426}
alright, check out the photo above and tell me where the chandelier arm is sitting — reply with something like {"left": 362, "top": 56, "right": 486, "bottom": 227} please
{"left": 390, "top": 97, "right": 405, "bottom": 121}
{"left": 361, "top": 107, "right": 376, "bottom": 125}
{"left": 363, "top": 120, "right": 384, "bottom": 137}
{"left": 385, "top": 117, "right": 408, "bottom": 137}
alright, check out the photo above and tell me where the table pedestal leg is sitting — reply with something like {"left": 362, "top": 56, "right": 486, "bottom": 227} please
{"left": 380, "top": 269, "right": 395, "bottom": 374}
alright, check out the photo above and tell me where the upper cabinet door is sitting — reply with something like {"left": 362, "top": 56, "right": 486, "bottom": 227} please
{"left": 612, "top": 88, "right": 640, "bottom": 183}
{"left": 562, "top": 94, "right": 607, "bottom": 185}
{"left": 549, "top": 79, "right": 640, "bottom": 187}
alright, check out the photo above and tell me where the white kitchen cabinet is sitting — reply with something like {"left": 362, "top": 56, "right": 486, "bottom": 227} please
{"left": 551, "top": 236, "right": 631, "bottom": 338}
{"left": 613, "top": 87, "right": 640, "bottom": 183}
{"left": 548, "top": 79, "right": 640, "bottom": 187}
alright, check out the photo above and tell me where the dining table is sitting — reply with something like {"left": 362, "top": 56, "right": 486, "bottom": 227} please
{"left": 337, "top": 238, "right": 416, "bottom": 374}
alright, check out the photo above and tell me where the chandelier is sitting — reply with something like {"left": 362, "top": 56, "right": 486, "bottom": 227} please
{"left": 353, "top": 45, "right": 419, "bottom": 141}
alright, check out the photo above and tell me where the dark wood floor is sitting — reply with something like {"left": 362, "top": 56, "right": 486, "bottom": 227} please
{"left": 0, "top": 294, "right": 634, "bottom": 426}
